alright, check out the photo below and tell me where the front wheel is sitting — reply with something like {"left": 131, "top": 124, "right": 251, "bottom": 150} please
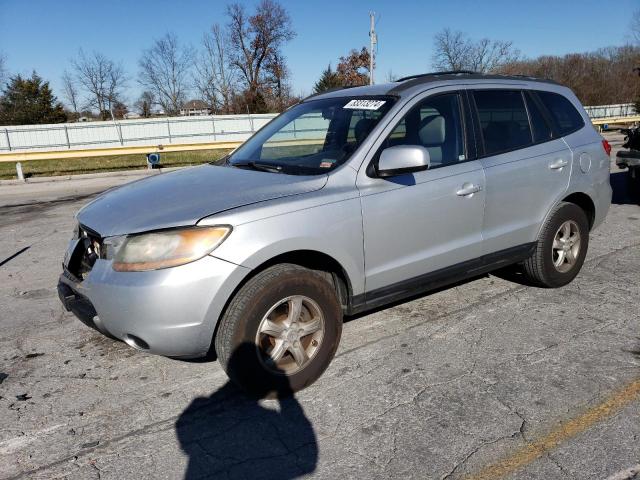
{"left": 215, "top": 264, "right": 343, "bottom": 397}
{"left": 522, "top": 202, "right": 589, "bottom": 288}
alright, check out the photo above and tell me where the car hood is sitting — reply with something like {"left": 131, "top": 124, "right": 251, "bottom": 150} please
{"left": 77, "top": 164, "right": 328, "bottom": 237}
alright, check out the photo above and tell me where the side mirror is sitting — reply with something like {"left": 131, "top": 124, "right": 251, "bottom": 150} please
{"left": 376, "top": 145, "right": 430, "bottom": 177}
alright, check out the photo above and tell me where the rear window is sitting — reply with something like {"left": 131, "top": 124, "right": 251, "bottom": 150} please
{"left": 537, "top": 91, "right": 584, "bottom": 136}
{"left": 474, "top": 90, "right": 532, "bottom": 155}
{"left": 524, "top": 91, "right": 553, "bottom": 143}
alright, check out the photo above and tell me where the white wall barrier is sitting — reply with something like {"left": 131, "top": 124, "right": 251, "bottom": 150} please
{"left": 0, "top": 114, "right": 280, "bottom": 153}
{"left": 583, "top": 103, "right": 635, "bottom": 120}
{"left": 1, "top": 103, "right": 635, "bottom": 154}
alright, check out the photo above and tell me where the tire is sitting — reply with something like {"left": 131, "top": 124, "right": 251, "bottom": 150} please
{"left": 215, "top": 263, "right": 343, "bottom": 397}
{"left": 522, "top": 202, "right": 589, "bottom": 288}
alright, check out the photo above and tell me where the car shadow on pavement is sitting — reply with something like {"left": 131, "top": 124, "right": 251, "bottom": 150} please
{"left": 610, "top": 170, "right": 639, "bottom": 205}
{"left": 175, "top": 342, "right": 318, "bottom": 480}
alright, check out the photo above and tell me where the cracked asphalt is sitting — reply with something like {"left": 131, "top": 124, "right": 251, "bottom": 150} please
{"left": 1, "top": 135, "right": 639, "bottom": 480}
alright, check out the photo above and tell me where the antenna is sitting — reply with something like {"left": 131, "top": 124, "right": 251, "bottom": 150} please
{"left": 369, "top": 12, "right": 377, "bottom": 85}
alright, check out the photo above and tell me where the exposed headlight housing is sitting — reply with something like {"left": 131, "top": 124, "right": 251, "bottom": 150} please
{"left": 112, "top": 226, "right": 231, "bottom": 272}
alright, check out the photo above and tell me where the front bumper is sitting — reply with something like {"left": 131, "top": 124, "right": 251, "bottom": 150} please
{"left": 58, "top": 254, "right": 249, "bottom": 358}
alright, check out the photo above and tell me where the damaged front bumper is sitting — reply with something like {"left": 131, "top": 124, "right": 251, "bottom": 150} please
{"left": 58, "top": 228, "right": 250, "bottom": 358}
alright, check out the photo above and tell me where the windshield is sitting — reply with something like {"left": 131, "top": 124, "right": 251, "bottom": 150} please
{"left": 228, "top": 96, "right": 396, "bottom": 175}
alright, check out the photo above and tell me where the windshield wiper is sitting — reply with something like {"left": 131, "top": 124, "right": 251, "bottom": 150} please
{"left": 231, "top": 161, "right": 283, "bottom": 173}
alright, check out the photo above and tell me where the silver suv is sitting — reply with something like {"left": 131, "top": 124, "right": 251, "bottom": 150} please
{"left": 58, "top": 71, "right": 612, "bottom": 394}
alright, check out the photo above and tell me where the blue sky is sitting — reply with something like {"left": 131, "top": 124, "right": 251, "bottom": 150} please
{"left": 0, "top": 0, "right": 638, "bottom": 107}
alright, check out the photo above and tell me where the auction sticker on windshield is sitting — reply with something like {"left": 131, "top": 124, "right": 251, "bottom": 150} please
{"left": 343, "top": 99, "right": 386, "bottom": 110}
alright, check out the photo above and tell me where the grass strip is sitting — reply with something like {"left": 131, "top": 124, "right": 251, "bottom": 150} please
{"left": 0, "top": 149, "right": 232, "bottom": 180}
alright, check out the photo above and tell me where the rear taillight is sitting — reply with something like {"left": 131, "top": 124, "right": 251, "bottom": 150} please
{"left": 602, "top": 139, "right": 611, "bottom": 156}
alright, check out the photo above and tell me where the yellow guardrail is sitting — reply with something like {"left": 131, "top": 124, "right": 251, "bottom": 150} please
{"left": 0, "top": 141, "right": 244, "bottom": 163}
{"left": 0, "top": 138, "right": 328, "bottom": 163}
{"left": 591, "top": 116, "right": 640, "bottom": 126}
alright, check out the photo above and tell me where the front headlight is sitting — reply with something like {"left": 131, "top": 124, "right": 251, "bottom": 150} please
{"left": 112, "top": 226, "right": 231, "bottom": 272}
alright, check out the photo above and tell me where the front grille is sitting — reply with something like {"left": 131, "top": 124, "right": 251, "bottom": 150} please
{"left": 67, "top": 225, "right": 103, "bottom": 280}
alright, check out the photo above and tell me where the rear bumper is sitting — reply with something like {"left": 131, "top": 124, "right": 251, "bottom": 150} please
{"left": 592, "top": 178, "right": 612, "bottom": 231}
{"left": 58, "top": 255, "right": 250, "bottom": 358}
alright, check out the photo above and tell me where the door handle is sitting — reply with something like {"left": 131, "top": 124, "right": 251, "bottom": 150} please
{"left": 549, "top": 158, "right": 568, "bottom": 170}
{"left": 456, "top": 183, "right": 482, "bottom": 196}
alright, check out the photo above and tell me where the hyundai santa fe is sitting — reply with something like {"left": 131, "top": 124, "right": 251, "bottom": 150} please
{"left": 58, "top": 71, "right": 612, "bottom": 394}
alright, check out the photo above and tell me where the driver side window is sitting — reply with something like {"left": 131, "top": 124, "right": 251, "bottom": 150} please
{"left": 383, "top": 93, "right": 465, "bottom": 168}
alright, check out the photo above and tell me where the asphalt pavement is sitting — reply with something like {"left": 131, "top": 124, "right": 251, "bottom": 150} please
{"left": 0, "top": 134, "right": 638, "bottom": 480}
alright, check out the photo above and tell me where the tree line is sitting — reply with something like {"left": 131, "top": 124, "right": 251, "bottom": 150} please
{"left": 64, "top": 0, "right": 298, "bottom": 120}
{"left": 0, "top": 0, "right": 374, "bottom": 126}
{"left": 0, "top": 0, "right": 303, "bottom": 125}
{"left": 431, "top": 27, "right": 640, "bottom": 107}
{"left": 1, "top": 5, "right": 639, "bottom": 126}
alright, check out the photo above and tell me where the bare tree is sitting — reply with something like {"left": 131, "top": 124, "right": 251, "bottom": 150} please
{"left": 61, "top": 70, "right": 80, "bottom": 117}
{"left": 71, "top": 50, "right": 127, "bottom": 119}
{"left": 139, "top": 32, "right": 193, "bottom": 116}
{"left": 226, "top": 0, "right": 295, "bottom": 112}
{"left": 500, "top": 45, "right": 640, "bottom": 105}
{"left": 264, "top": 50, "right": 293, "bottom": 111}
{"left": 432, "top": 29, "right": 470, "bottom": 71}
{"left": 112, "top": 100, "right": 128, "bottom": 119}
{"left": 432, "top": 28, "right": 520, "bottom": 73}
{"left": 194, "top": 24, "right": 235, "bottom": 113}
{"left": 134, "top": 91, "right": 156, "bottom": 118}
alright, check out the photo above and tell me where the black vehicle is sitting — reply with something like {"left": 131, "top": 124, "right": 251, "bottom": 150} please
{"left": 616, "top": 127, "right": 640, "bottom": 185}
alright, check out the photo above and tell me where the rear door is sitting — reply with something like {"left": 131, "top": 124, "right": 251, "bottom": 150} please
{"left": 471, "top": 88, "right": 572, "bottom": 255}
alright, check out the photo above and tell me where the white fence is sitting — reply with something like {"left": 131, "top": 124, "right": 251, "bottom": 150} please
{"left": 0, "top": 114, "right": 279, "bottom": 153}
{"left": 583, "top": 103, "right": 635, "bottom": 119}
{"left": 1, "top": 102, "right": 636, "bottom": 154}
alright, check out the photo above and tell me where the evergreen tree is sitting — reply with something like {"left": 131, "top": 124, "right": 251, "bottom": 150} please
{"left": 0, "top": 72, "right": 67, "bottom": 125}
{"left": 313, "top": 64, "right": 343, "bottom": 94}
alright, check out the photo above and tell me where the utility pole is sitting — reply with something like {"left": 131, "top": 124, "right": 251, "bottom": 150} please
{"left": 369, "top": 12, "right": 377, "bottom": 85}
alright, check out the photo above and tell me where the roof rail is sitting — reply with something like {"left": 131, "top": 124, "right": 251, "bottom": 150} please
{"left": 302, "top": 84, "right": 358, "bottom": 101}
{"left": 396, "top": 70, "right": 478, "bottom": 82}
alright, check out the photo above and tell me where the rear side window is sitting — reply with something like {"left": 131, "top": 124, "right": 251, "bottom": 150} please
{"left": 524, "top": 92, "right": 553, "bottom": 143}
{"left": 537, "top": 91, "right": 584, "bottom": 136}
{"left": 474, "top": 90, "right": 532, "bottom": 155}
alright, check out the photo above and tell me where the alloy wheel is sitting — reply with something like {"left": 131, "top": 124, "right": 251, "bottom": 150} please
{"left": 552, "top": 220, "right": 581, "bottom": 273}
{"left": 255, "top": 295, "right": 325, "bottom": 375}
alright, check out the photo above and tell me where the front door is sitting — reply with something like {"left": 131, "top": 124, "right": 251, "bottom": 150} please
{"left": 357, "top": 91, "right": 486, "bottom": 304}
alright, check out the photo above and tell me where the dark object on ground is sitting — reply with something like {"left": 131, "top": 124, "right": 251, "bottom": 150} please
{"left": 617, "top": 128, "right": 640, "bottom": 192}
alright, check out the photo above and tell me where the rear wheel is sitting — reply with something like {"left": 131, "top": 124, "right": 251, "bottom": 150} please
{"left": 522, "top": 202, "right": 589, "bottom": 288}
{"left": 215, "top": 263, "right": 342, "bottom": 397}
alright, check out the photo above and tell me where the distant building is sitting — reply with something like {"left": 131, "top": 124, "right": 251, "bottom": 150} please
{"left": 179, "top": 100, "right": 210, "bottom": 116}
{"left": 124, "top": 112, "right": 142, "bottom": 119}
